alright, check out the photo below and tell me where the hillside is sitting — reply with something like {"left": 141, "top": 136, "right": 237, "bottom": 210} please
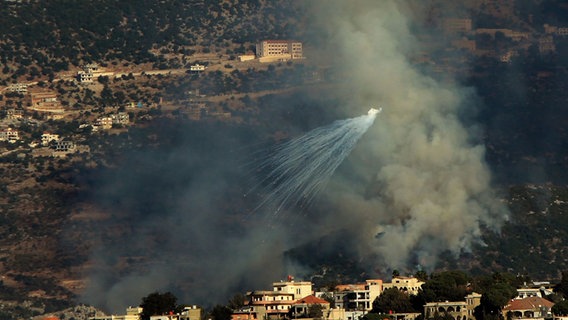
{"left": 0, "top": 0, "right": 567, "bottom": 318}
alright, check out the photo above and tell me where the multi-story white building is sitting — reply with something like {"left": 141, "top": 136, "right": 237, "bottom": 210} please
{"left": 334, "top": 279, "right": 383, "bottom": 311}
{"left": 7, "top": 83, "right": 28, "bottom": 94}
{"left": 41, "top": 132, "right": 60, "bottom": 146}
{"left": 255, "top": 40, "right": 303, "bottom": 62}
{"left": 95, "top": 116, "right": 114, "bottom": 130}
{"left": 273, "top": 278, "right": 313, "bottom": 299}
{"left": 0, "top": 128, "right": 19, "bottom": 143}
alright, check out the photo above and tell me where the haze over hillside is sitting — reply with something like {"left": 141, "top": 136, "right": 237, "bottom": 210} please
{"left": 0, "top": 0, "right": 567, "bottom": 317}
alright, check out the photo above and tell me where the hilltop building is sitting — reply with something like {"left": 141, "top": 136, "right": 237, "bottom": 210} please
{"left": 77, "top": 63, "right": 114, "bottom": 83}
{"left": 7, "top": 83, "right": 28, "bottom": 94}
{"left": 41, "top": 132, "right": 60, "bottom": 146}
{"left": 0, "top": 127, "right": 19, "bottom": 143}
{"left": 255, "top": 40, "right": 303, "bottom": 63}
{"left": 5, "top": 108, "right": 24, "bottom": 120}
{"left": 26, "top": 90, "right": 64, "bottom": 114}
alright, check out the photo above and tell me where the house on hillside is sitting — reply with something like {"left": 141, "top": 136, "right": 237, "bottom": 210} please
{"left": 0, "top": 127, "right": 19, "bottom": 143}
{"left": 290, "top": 295, "right": 330, "bottom": 318}
{"left": 383, "top": 276, "right": 424, "bottom": 296}
{"left": 424, "top": 293, "right": 481, "bottom": 320}
{"left": 503, "top": 296, "right": 554, "bottom": 320}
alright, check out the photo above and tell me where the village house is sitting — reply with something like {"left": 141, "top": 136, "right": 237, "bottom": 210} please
{"left": 0, "top": 127, "right": 19, "bottom": 143}
{"left": 41, "top": 132, "right": 60, "bottom": 146}
{"left": 383, "top": 276, "right": 425, "bottom": 296}
{"left": 503, "top": 296, "right": 554, "bottom": 320}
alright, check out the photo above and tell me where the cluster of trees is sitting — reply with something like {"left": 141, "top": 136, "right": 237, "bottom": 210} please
{"left": 366, "top": 270, "right": 568, "bottom": 320}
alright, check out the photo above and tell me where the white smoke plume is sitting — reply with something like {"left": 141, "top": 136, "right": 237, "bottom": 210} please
{"left": 307, "top": 0, "right": 509, "bottom": 270}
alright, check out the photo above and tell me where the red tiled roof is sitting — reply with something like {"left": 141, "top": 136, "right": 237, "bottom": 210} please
{"left": 503, "top": 297, "right": 554, "bottom": 311}
{"left": 295, "top": 295, "right": 330, "bottom": 305}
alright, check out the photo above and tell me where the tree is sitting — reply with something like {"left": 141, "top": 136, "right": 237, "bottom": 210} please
{"left": 209, "top": 304, "right": 232, "bottom": 320}
{"left": 308, "top": 304, "right": 324, "bottom": 319}
{"left": 228, "top": 293, "right": 246, "bottom": 310}
{"left": 419, "top": 270, "right": 470, "bottom": 303}
{"left": 415, "top": 270, "right": 428, "bottom": 282}
{"left": 372, "top": 287, "right": 414, "bottom": 314}
{"left": 475, "top": 282, "right": 517, "bottom": 320}
{"left": 555, "top": 271, "right": 568, "bottom": 298}
{"left": 140, "top": 291, "right": 178, "bottom": 320}
{"left": 552, "top": 300, "right": 568, "bottom": 316}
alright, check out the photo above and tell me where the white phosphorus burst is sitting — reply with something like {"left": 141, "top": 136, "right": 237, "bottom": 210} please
{"left": 248, "top": 108, "right": 381, "bottom": 215}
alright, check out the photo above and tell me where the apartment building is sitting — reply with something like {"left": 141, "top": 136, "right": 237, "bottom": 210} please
{"left": 7, "top": 83, "right": 28, "bottom": 94}
{"left": 334, "top": 279, "right": 383, "bottom": 311}
{"left": 255, "top": 40, "right": 303, "bottom": 63}
{"left": 273, "top": 278, "right": 313, "bottom": 299}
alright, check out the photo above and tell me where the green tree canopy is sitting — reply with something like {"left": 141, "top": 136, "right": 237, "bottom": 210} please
{"left": 140, "top": 291, "right": 178, "bottom": 320}
{"left": 209, "top": 304, "right": 232, "bottom": 320}
{"left": 552, "top": 300, "right": 568, "bottom": 316}
{"left": 474, "top": 281, "right": 517, "bottom": 320}
{"left": 555, "top": 271, "right": 568, "bottom": 298}
{"left": 308, "top": 304, "right": 324, "bottom": 319}
{"left": 372, "top": 287, "right": 415, "bottom": 314}
{"left": 419, "top": 270, "right": 470, "bottom": 302}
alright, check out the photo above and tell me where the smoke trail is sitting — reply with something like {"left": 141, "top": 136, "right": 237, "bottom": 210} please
{"left": 305, "top": 0, "right": 509, "bottom": 271}
{"left": 248, "top": 108, "right": 380, "bottom": 215}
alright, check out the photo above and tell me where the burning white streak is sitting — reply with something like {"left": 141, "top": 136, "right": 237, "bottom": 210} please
{"left": 311, "top": 0, "right": 508, "bottom": 269}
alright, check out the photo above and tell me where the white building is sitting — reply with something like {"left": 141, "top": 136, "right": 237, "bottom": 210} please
{"left": 111, "top": 112, "right": 130, "bottom": 125}
{"left": 41, "top": 132, "right": 60, "bottom": 146}
{"left": 256, "top": 40, "right": 303, "bottom": 62}
{"left": 334, "top": 279, "right": 383, "bottom": 311}
{"left": 0, "top": 128, "right": 19, "bottom": 143}
{"left": 383, "top": 276, "right": 425, "bottom": 296}
{"left": 190, "top": 64, "right": 206, "bottom": 72}
{"left": 272, "top": 278, "right": 313, "bottom": 299}
{"left": 7, "top": 83, "right": 28, "bottom": 93}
